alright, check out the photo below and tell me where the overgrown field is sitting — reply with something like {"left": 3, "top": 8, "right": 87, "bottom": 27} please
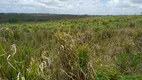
{"left": 0, "top": 16, "right": 142, "bottom": 80}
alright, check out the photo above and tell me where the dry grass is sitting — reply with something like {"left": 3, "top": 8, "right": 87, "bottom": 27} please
{"left": 0, "top": 16, "right": 142, "bottom": 80}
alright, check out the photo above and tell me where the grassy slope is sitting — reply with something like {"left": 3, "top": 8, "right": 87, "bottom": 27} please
{"left": 0, "top": 15, "right": 142, "bottom": 80}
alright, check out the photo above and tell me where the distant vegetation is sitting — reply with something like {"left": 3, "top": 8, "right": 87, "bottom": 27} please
{"left": 8, "top": 18, "right": 19, "bottom": 23}
{"left": 0, "top": 14, "right": 142, "bottom": 80}
{"left": 0, "top": 13, "right": 88, "bottom": 23}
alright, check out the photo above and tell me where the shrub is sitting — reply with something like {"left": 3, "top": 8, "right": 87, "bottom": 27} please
{"left": 8, "top": 18, "right": 19, "bottom": 23}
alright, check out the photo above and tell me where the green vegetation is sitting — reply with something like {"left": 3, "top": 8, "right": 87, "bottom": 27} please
{"left": 8, "top": 18, "right": 19, "bottom": 23}
{"left": 0, "top": 13, "right": 87, "bottom": 23}
{"left": 0, "top": 15, "right": 142, "bottom": 80}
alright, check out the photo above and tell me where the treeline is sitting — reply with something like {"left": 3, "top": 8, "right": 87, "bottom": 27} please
{"left": 0, "top": 13, "right": 88, "bottom": 23}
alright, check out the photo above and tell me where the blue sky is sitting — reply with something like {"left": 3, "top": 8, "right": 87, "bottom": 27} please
{"left": 0, "top": 0, "right": 142, "bottom": 15}
{"left": 100, "top": 0, "right": 107, "bottom": 3}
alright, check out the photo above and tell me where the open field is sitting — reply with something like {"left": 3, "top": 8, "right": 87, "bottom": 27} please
{"left": 0, "top": 15, "right": 142, "bottom": 80}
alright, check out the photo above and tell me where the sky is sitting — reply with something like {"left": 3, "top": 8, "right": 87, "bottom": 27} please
{"left": 0, "top": 0, "right": 142, "bottom": 15}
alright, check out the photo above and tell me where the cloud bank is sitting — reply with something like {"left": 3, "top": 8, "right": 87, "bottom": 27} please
{"left": 0, "top": 0, "right": 142, "bottom": 15}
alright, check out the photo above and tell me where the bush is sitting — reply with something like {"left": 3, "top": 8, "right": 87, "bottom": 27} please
{"left": 8, "top": 18, "right": 19, "bottom": 23}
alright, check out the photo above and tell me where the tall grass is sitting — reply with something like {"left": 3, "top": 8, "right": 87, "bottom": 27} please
{"left": 0, "top": 16, "right": 142, "bottom": 80}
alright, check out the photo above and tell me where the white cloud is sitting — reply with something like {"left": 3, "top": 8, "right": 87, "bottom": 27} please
{"left": 131, "top": 0, "right": 142, "bottom": 4}
{"left": 107, "top": 0, "right": 142, "bottom": 9}
{"left": 0, "top": 0, "right": 141, "bottom": 15}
